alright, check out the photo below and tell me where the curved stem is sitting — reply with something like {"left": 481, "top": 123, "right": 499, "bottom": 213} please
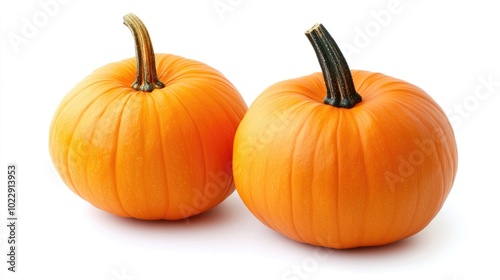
{"left": 123, "top": 13, "right": 164, "bottom": 92}
{"left": 305, "top": 23, "right": 362, "bottom": 108}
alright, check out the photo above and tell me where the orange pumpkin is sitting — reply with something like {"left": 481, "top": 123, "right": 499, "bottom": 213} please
{"left": 233, "top": 24, "right": 458, "bottom": 248}
{"left": 49, "top": 14, "right": 247, "bottom": 220}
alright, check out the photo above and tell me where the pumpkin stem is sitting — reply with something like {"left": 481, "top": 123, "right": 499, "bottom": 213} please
{"left": 123, "top": 13, "right": 165, "bottom": 92}
{"left": 305, "top": 23, "right": 362, "bottom": 108}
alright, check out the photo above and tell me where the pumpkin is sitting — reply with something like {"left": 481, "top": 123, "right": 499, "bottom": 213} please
{"left": 233, "top": 23, "right": 458, "bottom": 249}
{"left": 49, "top": 14, "right": 247, "bottom": 220}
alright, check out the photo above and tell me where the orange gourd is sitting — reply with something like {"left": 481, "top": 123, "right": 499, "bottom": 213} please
{"left": 49, "top": 14, "right": 247, "bottom": 220}
{"left": 233, "top": 24, "right": 458, "bottom": 248}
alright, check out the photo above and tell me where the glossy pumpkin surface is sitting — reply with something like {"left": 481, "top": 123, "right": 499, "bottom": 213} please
{"left": 233, "top": 24, "right": 457, "bottom": 248}
{"left": 49, "top": 14, "right": 247, "bottom": 220}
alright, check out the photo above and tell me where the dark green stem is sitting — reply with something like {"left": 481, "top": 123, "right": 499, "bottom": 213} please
{"left": 305, "top": 23, "right": 362, "bottom": 108}
{"left": 123, "top": 13, "right": 164, "bottom": 92}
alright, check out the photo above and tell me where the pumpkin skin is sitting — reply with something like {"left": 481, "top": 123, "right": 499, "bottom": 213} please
{"left": 49, "top": 14, "right": 247, "bottom": 220}
{"left": 233, "top": 24, "right": 458, "bottom": 249}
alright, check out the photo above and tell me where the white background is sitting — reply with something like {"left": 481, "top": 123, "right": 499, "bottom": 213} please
{"left": 1, "top": 1, "right": 499, "bottom": 279}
